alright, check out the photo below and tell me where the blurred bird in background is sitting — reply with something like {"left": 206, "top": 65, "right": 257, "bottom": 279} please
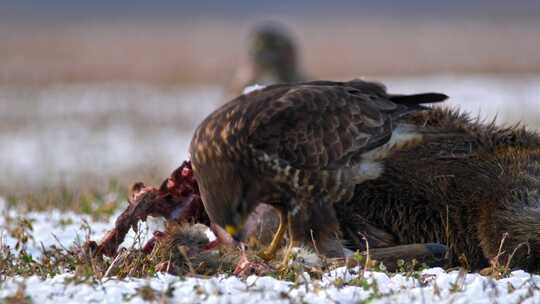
{"left": 229, "top": 22, "right": 307, "bottom": 96}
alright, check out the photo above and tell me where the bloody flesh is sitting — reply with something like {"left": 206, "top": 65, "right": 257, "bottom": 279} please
{"left": 90, "top": 161, "right": 209, "bottom": 257}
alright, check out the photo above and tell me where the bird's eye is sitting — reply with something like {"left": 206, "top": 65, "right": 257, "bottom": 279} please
{"left": 236, "top": 202, "right": 244, "bottom": 214}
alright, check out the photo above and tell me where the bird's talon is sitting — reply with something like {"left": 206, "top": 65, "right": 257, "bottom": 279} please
{"left": 258, "top": 250, "right": 275, "bottom": 262}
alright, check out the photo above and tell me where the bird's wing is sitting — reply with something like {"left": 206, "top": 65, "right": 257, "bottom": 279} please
{"left": 248, "top": 85, "right": 398, "bottom": 170}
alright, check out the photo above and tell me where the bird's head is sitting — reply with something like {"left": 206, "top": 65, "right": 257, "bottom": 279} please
{"left": 190, "top": 149, "right": 253, "bottom": 242}
{"left": 249, "top": 22, "right": 297, "bottom": 74}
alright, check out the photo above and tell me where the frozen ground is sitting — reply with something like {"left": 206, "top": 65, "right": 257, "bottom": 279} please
{"left": 0, "top": 197, "right": 150, "bottom": 258}
{"left": 1, "top": 197, "right": 540, "bottom": 303}
{"left": 2, "top": 267, "right": 540, "bottom": 303}
{"left": 1, "top": 74, "right": 539, "bottom": 192}
{"left": 1, "top": 75, "right": 540, "bottom": 302}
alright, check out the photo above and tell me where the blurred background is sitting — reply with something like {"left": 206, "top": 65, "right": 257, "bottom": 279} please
{"left": 1, "top": 0, "right": 540, "bottom": 198}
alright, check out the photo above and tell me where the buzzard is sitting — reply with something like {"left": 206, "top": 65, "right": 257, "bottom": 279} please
{"left": 190, "top": 79, "right": 447, "bottom": 259}
{"left": 229, "top": 23, "right": 306, "bottom": 96}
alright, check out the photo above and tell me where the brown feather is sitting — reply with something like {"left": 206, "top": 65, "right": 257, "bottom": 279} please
{"left": 190, "top": 79, "right": 447, "bottom": 257}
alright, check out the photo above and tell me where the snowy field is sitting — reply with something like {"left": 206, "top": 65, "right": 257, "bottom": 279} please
{"left": 2, "top": 197, "right": 540, "bottom": 303}
{"left": 2, "top": 266, "right": 540, "bottom": 303}
{"left": 1, "top": 75, "right": 540, "bottom": 303}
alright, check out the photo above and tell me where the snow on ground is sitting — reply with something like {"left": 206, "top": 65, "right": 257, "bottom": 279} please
{"left": 2, "top": 258, "right": 540, "bottom": 303}
{"left": 0, "top": 197, "right": 157, "bottom": 258}
{"left": 2, "top": 197, "right": 540, "bottom": 303}
{"left": 1, "top": 268, "right": 540, "bottom": 304}
{"left": 2, "top": 75, "right": 540, "bottom": 302}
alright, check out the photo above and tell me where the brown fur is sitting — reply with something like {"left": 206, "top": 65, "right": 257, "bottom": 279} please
{"left": 336, "top": 107, "right": 540, "bottom": 271}
{"left": 91, "top": 106, "right": 540, "bottom": 272}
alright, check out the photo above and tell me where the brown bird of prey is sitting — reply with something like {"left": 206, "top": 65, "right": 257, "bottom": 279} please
{"left": 190, "top": 79, "right": 447, "bottom": 260}
{"left": 229, "top": 22, "right": 306, "bottom": 96}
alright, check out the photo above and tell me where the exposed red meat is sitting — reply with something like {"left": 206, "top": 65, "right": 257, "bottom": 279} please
{"left": 86, "top": 160, "right": 271, "bottom": 277}
{"left": 233, "top": 246, "right": 271, "bottom": 276}
{"left": 89, "top": 161, "right": 209, "bottom": 257}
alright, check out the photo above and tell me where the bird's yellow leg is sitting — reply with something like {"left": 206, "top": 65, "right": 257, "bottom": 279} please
{"left": 278, "top": 212, "right": 301, "bottom": 271}
{"left": 281, "top": 213, "right": 300, "bottom": 268}
{"left": 259, "top": 209, "right": 288, "bottom": 261}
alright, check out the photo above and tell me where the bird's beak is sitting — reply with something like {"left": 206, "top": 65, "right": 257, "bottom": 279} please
{"left": 225, "top": 225, "right": 238, "bottom": 236}
{"left": 225, "top": 224, "right": 244, "bottom": 242}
